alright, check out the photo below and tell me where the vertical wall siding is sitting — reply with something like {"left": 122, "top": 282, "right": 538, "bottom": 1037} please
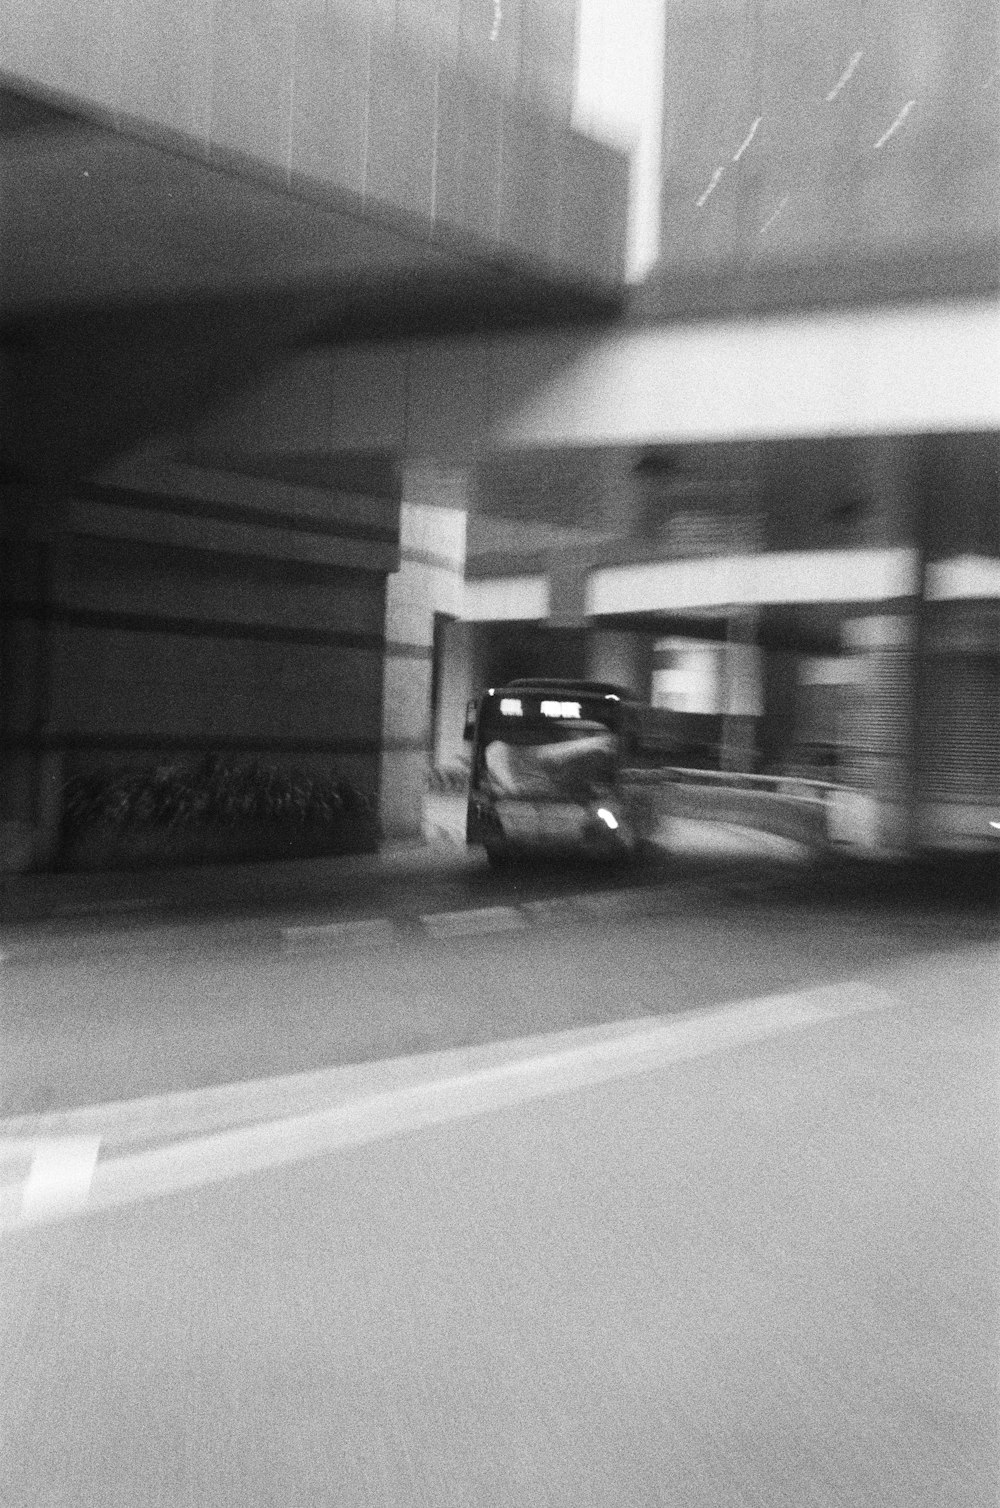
{"left": 919, "top": 654, "right": 1000, "bottom": 805}
{"left": 919, "top": 603, "right": 1000, "bottom": 808}
{"left": 2, "top": 1, "right": 625, "bottom": 289}
{"left": 656, "top": 1, "right": 999, "bottom": 282}
{"left": 839, "top": 630, "right": 916, "bottom": 817}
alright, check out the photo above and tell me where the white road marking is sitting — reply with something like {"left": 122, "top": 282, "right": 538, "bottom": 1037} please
{"left": 421, "top": 906, "right": 527, "bottom": 938}
{"left": 12, "top": 1137, "right": 101, "bottom": 1225}
{"left": 281, "top": 918, "right": 398, "bottom": 949}
{"left": 0, "top": 981, "right": 897, "bottom": 1230}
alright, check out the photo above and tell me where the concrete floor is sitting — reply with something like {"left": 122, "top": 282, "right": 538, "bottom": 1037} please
{"left": 1, "top": 898, "right": 997, "bottom": 1505}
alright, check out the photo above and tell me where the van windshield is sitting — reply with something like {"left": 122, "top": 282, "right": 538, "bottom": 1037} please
{"left": 482, "top": 718, "right": 618, "bottom": 798}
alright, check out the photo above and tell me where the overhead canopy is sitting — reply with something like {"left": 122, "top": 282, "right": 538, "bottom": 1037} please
{"left": 494, "top": 297, "right": 1000, "bottom": 450}
{"left": 0, "top": 79, "right": 622, "bottom": 330}
{"left": 0, "top": 79, "right": 624, "bottom": 484}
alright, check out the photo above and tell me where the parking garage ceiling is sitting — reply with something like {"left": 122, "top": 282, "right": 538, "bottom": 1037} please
{"left": 0, "top": 79, "right": 623, "bottom": 484}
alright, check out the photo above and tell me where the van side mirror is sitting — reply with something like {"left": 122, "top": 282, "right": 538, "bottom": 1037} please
{"left": 462, "top": 699, "right": 477, "bottom": 742}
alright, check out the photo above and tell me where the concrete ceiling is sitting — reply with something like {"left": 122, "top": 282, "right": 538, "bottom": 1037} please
{"left": 0, "top": 80, "right": 623, "bottom": 485}
{"left": 0, "top": 80, "right": 623, "bottom": 327}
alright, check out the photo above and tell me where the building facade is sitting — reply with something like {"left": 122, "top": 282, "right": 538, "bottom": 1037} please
{"left": 448, "top": 0, "right": 1000, "bottom": 855}
{"left": 0, "top": 1, "right": 631, "bottom": 869}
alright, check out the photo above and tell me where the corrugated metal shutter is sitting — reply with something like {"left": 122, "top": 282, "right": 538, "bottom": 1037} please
{"left": 920, "top": 653, "right": 1000, "bottom": 804}
{"left": 839, "top": 648, "right": 913, "bottom": 800}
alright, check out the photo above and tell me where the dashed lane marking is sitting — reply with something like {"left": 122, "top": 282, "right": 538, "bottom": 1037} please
{"left": 281, "top": 918, "right": 399, "bottom": 949}
{"left": 420, "top": 905, "right": 528, "bottom": 939}
{"left": 2, "top": 878, "right": 807, "bottom": 966}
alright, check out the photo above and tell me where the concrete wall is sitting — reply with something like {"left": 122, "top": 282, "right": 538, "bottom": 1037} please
{"left": 0, "top": 460, "right": 400, "bottom": 869}
{"left": 657, "top": 0, "right": 998, "bottom": 279}
{"left": 3, "top": 0, "right": 625, "bottom": 287}
{"left": 433, "top": 620, "right": 478, "bottom": 773}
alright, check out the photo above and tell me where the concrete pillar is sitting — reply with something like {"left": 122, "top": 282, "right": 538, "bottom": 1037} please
{"left": 757, "top": 649, "right": 799, "bottom": 773}
{"left": 379, "top": 464, "right": 467, "bottom": 839}
{"left": 585, "top": 629, "right": 653, "bottom": 698}
{"left": 433, "top": 619, "right": 477, "bottom": 771}
{"left": 827, "top": 612, "right": 918, "bottom": 856}
{"left": 719, "top": 614, "right": 762, "bottom": 771}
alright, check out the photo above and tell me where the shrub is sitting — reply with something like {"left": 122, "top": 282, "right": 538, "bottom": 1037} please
{"left": 61, "top": 757, "right": 372, "bottom": 834}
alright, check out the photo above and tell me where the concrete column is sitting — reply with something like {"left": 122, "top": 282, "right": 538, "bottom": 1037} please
{"left": 379, "top": 465, "right": 467, "bottom": 839}
{"left": 433, "top": 619, "right": 477, "bottom": 771}
{"left": 719, "top": 614, "right": 762, "bottom": 771}
{"left": 827, "top": 612, "right": 918, "bottom": 856}
{"left": 757, "top": 649, "right": 799, "bottom": 773}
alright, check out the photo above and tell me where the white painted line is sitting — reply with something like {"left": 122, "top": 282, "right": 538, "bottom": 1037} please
{"left": 280, "top": 918, "right": 398, "bottom": 949}
{"left": 58, "top": 981, "right": 896, "bottom": 1225}
{"left": 421, "top": 906, "right": 528, "bottom": 939}
{"left": 18, "top": 1137, "right": 100, "bottom": 1224}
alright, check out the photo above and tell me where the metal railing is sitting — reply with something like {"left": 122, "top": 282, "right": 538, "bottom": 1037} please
{"left": 623, "top": 765, "right": 837, "bottom": 795}
{"left": 665, "top": 767, "right": 838, "bottom": 799}
{"left": 620, "top": 765, "right": 840, "bottom": 847}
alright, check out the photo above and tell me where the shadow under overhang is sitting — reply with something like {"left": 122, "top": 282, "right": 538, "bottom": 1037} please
{"left": 0, "top": 76, "right": 624, "bottom": 338}
{"left": 0, "top": 76, "right": 625, "bottom": 484}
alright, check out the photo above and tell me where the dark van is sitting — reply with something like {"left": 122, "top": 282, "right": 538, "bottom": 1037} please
{"left": 463, "top": 678, "right": 668, "bottom": 867}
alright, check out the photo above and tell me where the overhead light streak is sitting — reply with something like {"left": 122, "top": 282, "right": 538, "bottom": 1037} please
{"left": 874, "top": 100, "right": 916, "bottom": 150}
{"left": 760, "top": 194, "right": 789, "bottom": 235}
{"left": 696, "top": 167, "right": 725, "bottom": 208}
{"left": 826, "top": 51, "right": 863, "bottom": 102}
{"left": 733, "top": 117, "right": 762, "bottom": 162}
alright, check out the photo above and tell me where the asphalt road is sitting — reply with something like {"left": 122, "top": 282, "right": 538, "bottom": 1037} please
{"left": 0, "top": 839, "right": 996, "bottom": 1117}
{"left": 0, "top": 853, "right": 997, "bottom": 1507}
{"left": 1, "top": 939, "right": 997, "bottom": 1507}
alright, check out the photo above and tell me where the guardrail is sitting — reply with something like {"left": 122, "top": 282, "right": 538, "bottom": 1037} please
{"left": 431, "top": 762, "right": 844, "bottom": 848}
{"left": 666, "top": 767, "right": 837, "bottom": 798}
{"left": 623, "top": 766, "right": 837, "bottom": 795}
{"left": 622, "top": 766, "right": 840, "bottom": 847}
